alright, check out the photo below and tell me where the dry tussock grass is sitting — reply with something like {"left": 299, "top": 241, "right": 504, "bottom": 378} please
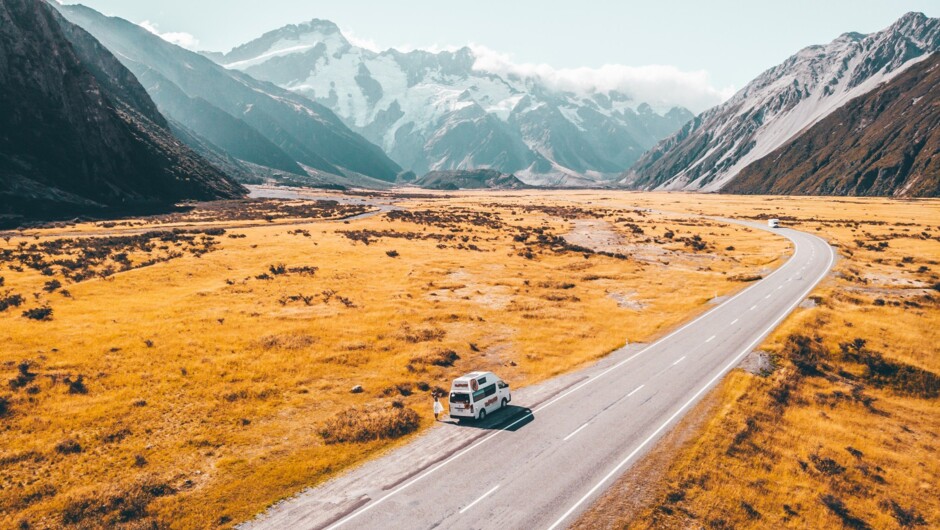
{"left": 319, "top": 405, "right": 421, "bottom": 444}
{"left": 0, "top": 193, "right": 785, "bottom": 528}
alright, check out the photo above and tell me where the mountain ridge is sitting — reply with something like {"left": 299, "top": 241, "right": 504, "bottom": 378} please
{"left": 725, "top": 54, "right": 940, "bottom": 197}
{"left": 208, "top": 20, "right": 695, "bottom": 186}
{"left": 0, "top": 0, "right": 244, "bottom": 220}
{"left": 622, "top": 11, "right": 940, "bottom": 195}
{"left": 56, "top": 4, "right": 404, "bottom": 188}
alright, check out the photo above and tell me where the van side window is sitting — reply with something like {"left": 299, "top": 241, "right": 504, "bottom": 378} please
{"left": 472, "top": 389, "right": 486, "bottom": 402}
{"left": 483, "top": 384, "right": 496, "bottom": 397}
{"left": 498, "top": 382, "right": 508, "bottom": 389}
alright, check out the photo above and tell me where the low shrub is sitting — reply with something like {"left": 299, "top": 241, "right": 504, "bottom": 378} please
{"left": 257, "top": 334, "right": 317, "bottom": 350}
{"left": 22, "top": 306, "right": 53, "bottom": 321}
{"left": 55, "top": 439, "right": 82, "bottom": 455}
{"left": 0, "top": 291, "right": 24, "bottom": 312}
{"left": 783, "top": 334, "right": 828, "bottom": 375}
{"left": 319, "top": 405, "right": 421, "bottom": 444}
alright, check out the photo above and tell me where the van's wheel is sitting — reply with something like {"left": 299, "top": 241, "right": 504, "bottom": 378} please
{"left": 478, "top": 409, "right": 487, "bottom": 421}
{"left": 501, "top": 398, "right": 508, "bottom": 409}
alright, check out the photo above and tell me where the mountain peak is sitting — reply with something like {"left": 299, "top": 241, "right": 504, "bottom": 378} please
{"left": 296, "top": 18, "right": 341, "bottom": 34}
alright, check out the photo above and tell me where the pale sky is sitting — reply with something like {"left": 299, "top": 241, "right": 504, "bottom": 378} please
{"left": 60, "top": 0, "right": 937, "bottom": 110}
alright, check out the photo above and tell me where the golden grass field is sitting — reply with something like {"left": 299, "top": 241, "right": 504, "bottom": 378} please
{"left": 572, "top": 194, "right": 940, "bottom": 529}
{"left": 0, "top": 191, "right": 788, "bottom": 529}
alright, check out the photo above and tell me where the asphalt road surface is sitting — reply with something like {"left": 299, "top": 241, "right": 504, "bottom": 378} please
{"left": 243, "top": 219, "right": 835, "bottom": 530}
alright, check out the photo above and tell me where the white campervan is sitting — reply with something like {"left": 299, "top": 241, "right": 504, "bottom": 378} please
{"left": 768, "top": 218, "right": 781, "bottom": 228}
{"left": 448, "top": 371, "right": 511, "bottom": 421}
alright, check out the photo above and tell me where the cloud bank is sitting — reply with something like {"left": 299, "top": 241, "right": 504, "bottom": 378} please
{"left": 139, "top": 20, "right": 200, "bottom": 50}
{"left": 469, "top": 45, "right": 735, "bottom": 113}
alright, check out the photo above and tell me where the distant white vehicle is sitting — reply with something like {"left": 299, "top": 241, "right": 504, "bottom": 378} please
{"left": 768, "top": 219, "right": 781, "bottom": 228}
{"left": 449, "top": 371, "right": 511, "bottom": 421}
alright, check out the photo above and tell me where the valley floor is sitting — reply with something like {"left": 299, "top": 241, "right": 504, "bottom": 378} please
{"left": 0, "top": 190, "right": 785, "bottom": 529}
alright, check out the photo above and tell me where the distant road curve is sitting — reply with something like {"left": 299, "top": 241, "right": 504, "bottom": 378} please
{"left": 242, "top": 216, "right": 835, "bottom": 530}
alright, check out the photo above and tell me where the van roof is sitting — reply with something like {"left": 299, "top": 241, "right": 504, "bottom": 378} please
{"left": 454, "top": 371, "right": 492, "bottom": 381}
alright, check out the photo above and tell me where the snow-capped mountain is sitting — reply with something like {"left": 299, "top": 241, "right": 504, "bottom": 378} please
{"left": 209, "top": 21, "right": 694, "bottom": 186}
{"left": 622, "top": 12, "right": 940, "bottom": 192}
{"left": 56, "top": 5, "right": 403, "bottom": 189}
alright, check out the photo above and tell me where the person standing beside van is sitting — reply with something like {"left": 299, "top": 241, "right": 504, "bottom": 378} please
{"left": 433, "top": 396, "right": 444, "bottom": 421}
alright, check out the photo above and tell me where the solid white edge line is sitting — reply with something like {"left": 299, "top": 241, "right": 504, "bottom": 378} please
{"left": 322, "top": 223, "right": 804, "bottom": 530}
{"left": 545, "top": 238, "right": 835, "bottom": 530}
{"left": 563, "top": 422, "right": 591, "bottom": 442}
{"left": 458, "top": 485, "right": 500, "bottom": 514}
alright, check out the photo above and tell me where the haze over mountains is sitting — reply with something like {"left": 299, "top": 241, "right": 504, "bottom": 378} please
{"left": 207, "top": 20, "right": 695, "bottom": 186}
{"left": 0, "top": 0, "right": 243, "bottom": 220}
{"left": 623, "top": 12, "right": 940, "bottom": 196}
{"left": 56, "top": 3, "right": 405, "bottom": 189}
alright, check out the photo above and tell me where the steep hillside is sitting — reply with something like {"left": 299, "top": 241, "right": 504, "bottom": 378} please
{"left": 727, "top": 56, "right": 940, "bottom": 197}
{"left": 623, "top": 12, "right": 940, "bottom": 192}
{"left": 211, "top": 20, "right": 694, "bottom": 186}
{"left": 0, "top": 0, "right": 243, "bottom": 220}
{"left": 414, "top": 169, "right": 530, "bottom": 190}
{"left": 56, "top": 4, "right": 403, "bottom": 185}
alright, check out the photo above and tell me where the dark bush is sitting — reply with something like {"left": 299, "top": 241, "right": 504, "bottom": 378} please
{"left": 0, "top": 395, "right": 10, "bottom": 417}
{"left": 820, "top": 494, "right": 870, "bottom": 530}
{"left": 386, "top": 250, "right": 400, "bottom": 258}
{"left": 65, "top": 375, "right": 88, "bottom": 395}
{"left": 0, "top": 291, "right": 25, "bottom": 312}
{"left": 55, "top": 439, "right": 82, "bottom": 455}
{"left": 22, "top": 306, "right": 53, "bottom": 321}
{"left": 879, "top": 499, "right": 927, "bottom": 527}
{"left": 9, "top": 362, "right": 35, "bottom": 390}
{"left": 43, "top": 279, "right": 62, "bottom": 293}
{"left": 784, "top": 334, "right": 828, "bottom": 374}
{"left": 810, "top": 453, "right": 845, "bottom": 475}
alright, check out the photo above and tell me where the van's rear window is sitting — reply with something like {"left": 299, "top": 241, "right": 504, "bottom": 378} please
{"left": 450, "top": 393, "right": 470, "bottom": 403}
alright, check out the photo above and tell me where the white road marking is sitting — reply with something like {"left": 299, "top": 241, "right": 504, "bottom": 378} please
{"left": 627, "top": 385, "right": 645, "bottom": 397}
{"left": 672, "top": 356, "right": 687, "bottom": 366}
{"left": 705, "top": 335, "right": 715, "bottom": 343}
{"left": 765, "top": 294, "right": 772, "bottom": 299}
{"left": 322, "top": 226, "right": 806, "bottom": 530}
{"left": 563, "top": 422, "right": 591, "bottom": 441}
{"left": 459, "top": 485, "right": 500, "bottom": 514}
{"left": 731, "top": 319, "right": 739, "bottom": 325}
{"left": 750, "top": 305, "right": 758, "bottom": 311}
{"left": 546, "top": 239, "right": 835, "bottom": 530}
{"left": 777, "top": 285, "right": 783, "bottom": 290}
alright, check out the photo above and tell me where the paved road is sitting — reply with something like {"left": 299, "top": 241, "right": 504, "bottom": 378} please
{"left": 243, "top": 220, "right": 835, "bottom": 530}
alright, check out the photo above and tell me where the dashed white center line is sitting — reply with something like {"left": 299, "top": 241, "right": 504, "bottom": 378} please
{"left": 777, "top": 285, "right": 783, "bottom": 290}
{"left": 627, "top": 384, "right": 645, "bottom": 397}
{"left": 705, "top": 335, "right": 716, "bottom": 343}
{"left": 672, "top": 356, "right": 687, "bottom": 366}
{"left": 731, "top": 318, "right": 739, "bottom": 325}
{"left": 750, "top": 305, "right": 758, "bottom": 311}
{"left": 459, "top": 485, "right": 500, "bottom": 514}
{"left": 563, "top": 422, "right": 591, "bottom": 441}
{"left": 765, "top": 294, "right": 772, "bottom": 299}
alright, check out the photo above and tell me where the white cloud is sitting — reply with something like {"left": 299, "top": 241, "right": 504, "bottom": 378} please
{"left": 342, "top": 29, "right": 381, "bottom": 53}
{"left": 139, "top": 20, "right": 200, "bottom": 50}
{"left": 469, "top": 44, "right": 734, "bottom": 113}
